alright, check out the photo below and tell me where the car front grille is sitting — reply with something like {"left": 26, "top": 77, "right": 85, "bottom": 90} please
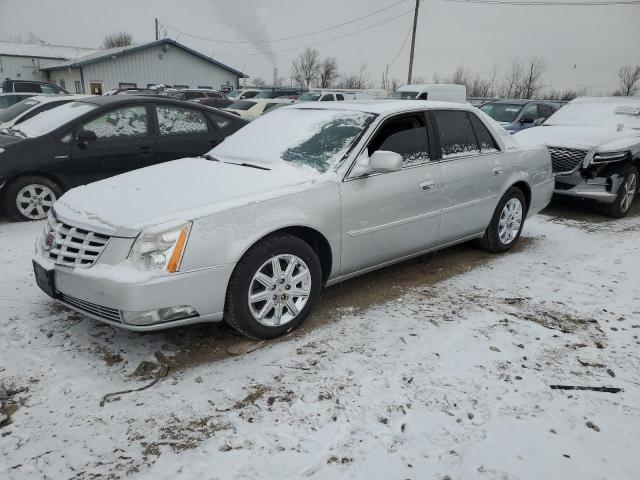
{"left": 47, "top": 220, "right": 111, "bottom": 268}
{"left": 59, "top": 293, "right": 122, "bottom": 323}
{"left": 548, "top": 147, "right": 587, "bottom": 174}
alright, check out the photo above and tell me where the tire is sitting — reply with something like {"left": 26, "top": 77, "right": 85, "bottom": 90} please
{"left": 3, "top": 176, "right": 63, "bottom": 222}
{"left": 224, "top": 233, "right": 322, "bottom": 339}
{"left": 479, "top": 187, "right": 527, "bottom": 253}
{"left": 604, "top": 166, "right": 637, "bottom": 218}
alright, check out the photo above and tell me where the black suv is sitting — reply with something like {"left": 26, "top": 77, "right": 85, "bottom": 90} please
{"left": 0, "top": 95, "right": 247, "bottom": 221}
{"left": 2, "top": 79, "right": 68, "bottom": 95}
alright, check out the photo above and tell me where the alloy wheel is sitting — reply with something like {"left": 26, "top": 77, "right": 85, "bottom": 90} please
{"left": 16, "top": 184, "right": 56, "bottom": 220}
{"left": 498, "top": 197, "right": 523, "bottom": 245}
{"left": 247, "top": 254, "right": 312, "bottom": 327}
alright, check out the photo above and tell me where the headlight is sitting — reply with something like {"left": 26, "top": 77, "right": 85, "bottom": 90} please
{"left": 130, "top": 221, "right": 192, "bottom": 273}
{"left": 592, "top": 151, "right": 629, "bottom": 164}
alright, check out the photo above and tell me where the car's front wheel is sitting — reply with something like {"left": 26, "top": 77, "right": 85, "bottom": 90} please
{"left": 224, "top": 233, "right": 322, "bottom": 339}
{"left": 604, "top": 166, "right": 637, "bottom": 218}
{"left": 3, "top": 176, "right": 62, "bottom": 222}
{"left": 479, "top": 187, "right": 526, "bottom": 253}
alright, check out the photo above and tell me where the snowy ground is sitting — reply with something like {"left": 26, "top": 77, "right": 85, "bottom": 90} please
{"left": 1, "top": 201, "right": 639, "bottom": 480}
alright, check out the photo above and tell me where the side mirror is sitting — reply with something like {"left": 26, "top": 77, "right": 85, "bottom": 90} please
{"left": 521, "top": 114, "right": 535, "bottom": 124}
{"left": 369, "top": 150, "right": 403, "bottom": 173}
{"left": 533, "top": 117, "right": 546, "bottom": 127}
{"left": 77, "top": 128, "right": 96, "bottom": 146}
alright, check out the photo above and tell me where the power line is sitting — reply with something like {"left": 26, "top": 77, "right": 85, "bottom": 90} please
{"left": 388, "top": 23, "right": 414, "bottom": 68}
{"left": 444, "top": 0, "right": 640, "bottom": 5}
{"left": 159, "top": 0, "right": 411, "bottom": 45}
{"left": 210, "top": 10, "right": 415, "bottom": 56}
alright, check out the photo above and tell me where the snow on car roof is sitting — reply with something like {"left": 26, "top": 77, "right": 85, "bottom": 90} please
{"left": 571, "top": 96, "right": 640, "bottom": 106}
{"left": 290, "top": 99, "right": 472, "bottom": 115}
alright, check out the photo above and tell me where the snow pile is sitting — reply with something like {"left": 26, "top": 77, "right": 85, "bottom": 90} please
{"left": 0, "top": 209, "right": 639, "bottom": 479}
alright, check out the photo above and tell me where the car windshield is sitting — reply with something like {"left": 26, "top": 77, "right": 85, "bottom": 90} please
{"left": 211, "top": 108, "right": 375, "bottom": 173}
{"left": 544, "top": 102, "right": 640, "bottom": 129}
{"left": 227, "top": 89, "right": 242, "bottom": 98}
{"left": 392, "top": 91, "right": 418, "bottom": 99}
{"left": 10, "top": 101, "right": 97, "bottom": 138}
{"left": 480, "top": 103, "right": 524, "bottom": 123}
{"left": 299, "top": 92, "right": 322, "bottom": 102}
{"left": 228, "top": 100, "right": 257, "bottom": 111}
{"left": 0, "top": 99, "right": 40, "bottom": 122}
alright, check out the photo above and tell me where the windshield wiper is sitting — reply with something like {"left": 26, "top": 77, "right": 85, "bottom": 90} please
{"left": 224, "top": 161, "right": 271, "bottom": 171}
{"left": 201, "top": 154, "right": 219, "bottom": 161}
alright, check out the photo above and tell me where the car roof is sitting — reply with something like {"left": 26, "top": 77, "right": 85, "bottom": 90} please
{"left": 570, "top": 96, "right": 640, "bottom": 106}
{"left": 23, "top": 94, "right": 91, "bottom": 103}
{"left": 484, "top": 99, "right": 532, "bottom": 105}
{"left": 290, "top": 99, "right": 473, "bottom": 115}
{"left": 0, "top": 92, "right": 36, "bottom": 97}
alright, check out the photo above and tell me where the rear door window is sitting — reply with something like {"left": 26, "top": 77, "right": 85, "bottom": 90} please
{"left": 336, "top": 94, "right": 344, "bottom": 101}
{"left": 469, "top": 114, "right": 500, "bottom": 153}
{"left": 156, "top": 105, "right": 208, "bottom": 135}
{"left": 433, "top": 110, "right": 480, "bottom": 159}
{"left": 368, "top": 114, "right": 430, "bottom": 167}
{"left": 14, "top": 83, "right": 42, "bottom": 93}
{"left": 320, "top": 94, "right": 334, "bottom": 101}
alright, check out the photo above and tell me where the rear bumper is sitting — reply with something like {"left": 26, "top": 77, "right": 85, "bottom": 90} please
{"left": 33, "top": 256, "right": 235, "bottom": 331}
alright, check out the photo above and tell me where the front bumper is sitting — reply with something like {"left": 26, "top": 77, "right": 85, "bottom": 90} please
{"left": 33, "top": 256, "right": 235, "bottom": 331}
{"left": 554, "top": 172, "right": 620, "bottom": 204}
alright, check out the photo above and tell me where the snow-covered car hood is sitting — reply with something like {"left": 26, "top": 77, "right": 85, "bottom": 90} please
{"left": 54, "top": 157, "right": 322, "bottom": 237}
{"left": 514, "top": 125, "right": 640, "bottom": 151}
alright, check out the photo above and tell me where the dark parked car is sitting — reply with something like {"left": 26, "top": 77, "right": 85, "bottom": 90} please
{"left": 480, "top": 99, "right": 560, "bottom": 134}
{"left": 254, "top": 88, "right": 307, "bottom": 100}
{"left": 188, "top": 96, "right": 234, "bottom": 109}
{"left": 1, "top": 79, "right": 68, "bottom": 95}
{"left": 0, "top": 95, "right": 248, "bottom": 221}
{"left": 0, "top": 93, "right": 38, "bottom": 111}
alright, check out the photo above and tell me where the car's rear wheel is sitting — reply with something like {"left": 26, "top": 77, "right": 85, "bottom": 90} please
{"left": 224, "top": 233, "right": 322, "bottom": 339}
{"left": 3, "top": 176, "right": 62, "bottom": 221}
{"left": 479, "top": 187, "right": 526, "bottom": 253}
{"left": 604, "top": 166, "right": 637, "bottom": 218}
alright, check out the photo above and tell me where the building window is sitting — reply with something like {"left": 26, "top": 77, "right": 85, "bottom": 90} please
{"left": 197, "top": 85, "right": 212, "bottom": 90}
{"left": 119, "top": 82, "right": 137, "bottom": 89}
{"left": 75, "top": 80, "right": 82, "bottom": 93}
{"left": 173, "top": 85, "right": 188, "bottom": 90}
{"left": 59, "top": 79, "right": 66, "bottom": 90}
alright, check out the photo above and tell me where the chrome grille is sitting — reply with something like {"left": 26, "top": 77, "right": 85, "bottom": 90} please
{"left": 47, "top": 219, "right": 111, "bottom": 267}
{"left": 59, "top": 293, "right": 122, "bottom": 323}
{"left": 548, "top": 147, "right": 587, "bottom": 174}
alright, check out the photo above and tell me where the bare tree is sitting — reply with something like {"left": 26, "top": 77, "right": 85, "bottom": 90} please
{"left": 614, "top": 65, "right": 640, "bottom": 96}
{"left": 520, "top": 56, "right": 547, "bottom": 99}
{"left": 275, "top": 76, "right": 288, "bottom": 87}
{"left": 545, "top": 86, "right": 591, "bottom": 101}
{"left": 432, "top": 72, "right": 441, "bottom": 84}
{"left": 291, "top": 48, "right": 321, "bottom": 88}
{"left": 337, "top": 63, "right": 370, "bottom": 89}
{"left": 319, "top": 57, "right": 339, "bottom": 88}
{"left": 499, "top": 58, "right": 524, "bottom": 98}
{"left": 251, "top": 77, "right": 266, "bottom": 87}
{"left": 4, "top": 31, "right": 45, "bottom": 44}
{"left": 102, "top": 32, "right": 133, "bottom": 49}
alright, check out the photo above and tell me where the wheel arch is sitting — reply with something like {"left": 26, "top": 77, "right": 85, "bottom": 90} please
{"left": 237, "top": 225, "right": 334, "bottom": 285}
{"left": 1, "top": 170, "right": 69, "bottom": 193}
{"left": 510, "top": 180, "right": 532, "bottom": 213}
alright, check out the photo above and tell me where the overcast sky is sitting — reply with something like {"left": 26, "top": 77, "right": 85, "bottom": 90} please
{"left": 1, "top": 0, "right": 638, "bottom": 94}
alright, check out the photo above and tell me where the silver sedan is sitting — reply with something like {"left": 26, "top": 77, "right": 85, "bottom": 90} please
{"left": 33, "top": 100, "right": 553, "bottom": 338}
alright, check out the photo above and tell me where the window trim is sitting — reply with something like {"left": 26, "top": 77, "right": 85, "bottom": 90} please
{"left": 344, "top": 110, "right": 435, "bottom": 181}
{"left": 429, "top": 109, "right": 502, "bottom": 163}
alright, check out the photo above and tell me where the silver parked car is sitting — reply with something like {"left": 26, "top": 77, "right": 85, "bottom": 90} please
{"left": 32, "top": 101, "right": 553, "bottom": 338}
{"left": 515, "top": 97, "right": 640, "bottom": 217}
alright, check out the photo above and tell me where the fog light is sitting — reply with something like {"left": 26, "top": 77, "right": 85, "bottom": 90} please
{"left": 121, "top": 305, "right": 198, "bottom": 326}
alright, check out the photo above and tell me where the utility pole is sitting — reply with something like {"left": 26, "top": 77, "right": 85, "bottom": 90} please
{"left": 407, "top": 0, "right": 420, "bottom": 85}
{"left": 155, "top": 18, "right": 159, "bottom": 41}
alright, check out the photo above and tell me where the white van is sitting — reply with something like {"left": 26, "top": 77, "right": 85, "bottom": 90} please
{"left": 392, "top": 84, "right": 466, "bottom": 103}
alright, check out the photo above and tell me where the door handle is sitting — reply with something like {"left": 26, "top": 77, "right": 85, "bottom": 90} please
{"left": 493, "top": 167, "right": 504, "bottom": 176}
{"left": 139, "top": 146, "right": 153, "bottom": 154}
{"left": 419, "top": 180, "right": 436, "bottom": 191}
